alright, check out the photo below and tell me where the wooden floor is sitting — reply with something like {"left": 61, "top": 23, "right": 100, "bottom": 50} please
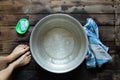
{"left": 0, "top": 0, "right": 120, "bottom": 80}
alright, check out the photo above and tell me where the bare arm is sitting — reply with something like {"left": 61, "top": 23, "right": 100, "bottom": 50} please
{"left": 0, "top": 64, "right": 15, "bottom": 80}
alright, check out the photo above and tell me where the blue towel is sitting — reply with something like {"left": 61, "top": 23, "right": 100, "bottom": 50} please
{"left": 84, "top": 18, "right": 112, "bottom": 68}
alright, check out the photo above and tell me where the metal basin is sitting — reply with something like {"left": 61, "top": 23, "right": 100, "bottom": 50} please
{"left": 30, "top": 14, "right": 88, "bottom": 73}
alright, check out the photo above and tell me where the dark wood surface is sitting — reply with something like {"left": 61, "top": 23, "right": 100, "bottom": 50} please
{"left": 0, "top": 0, "right": 120, "bottom": 80}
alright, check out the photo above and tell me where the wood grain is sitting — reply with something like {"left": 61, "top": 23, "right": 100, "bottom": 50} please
{"left": 0, "top": 0, "right": 114, "bottom": 14}
{"left": 0, "top": 14, "right": 115, "bottom": 26}
{"left": 0, "top": 0, "right": 120, "bottom": 80}
{"left": 0, "top": 26, "right": 117, "bottom": 55}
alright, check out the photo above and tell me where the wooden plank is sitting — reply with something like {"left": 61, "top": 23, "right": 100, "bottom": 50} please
{"left": 0, "top": 14, "right": 115, "bottom": 26}
{"left": 114, "top": 0, "right": 120, "bottom": 46}
{"left": 0, "top": 40, "right": 31, "bottom": 55}
{"left": 115, "top": 0, "right": 120, "bottom": 13}
{"left": 0, "top": 25, "right": 116, "bottom": 54}
{"left": 0, "top": 41, "right": 118, "bottom": 55}
{"left": 31, "top": 0, "right": 113, "bottom": 3}
{"left": 0, "top": 0, "right": 32, "bottom": 6}
{"left": 115, "top": 0, "right": 120, "bottom": 46}
{"left": 0, "top": 14, "right": 29, "bottom": 25}
{"left": 0, "top": 42, "right": 20, "bottom": 55}
{"left": 104, "top": 41, "right": 118, "bottom": 54}
{"left": 99, "top": 26, "right": 115, "bottom": 42}
{"left": 0, "top": 27, "right": 32, "bottom": 43}
{"left": 96, "top": 70, "right": 120, "bottom": 80}
{"left": 104, "top": 54, "right": 120, "bottom": 70}
{"left": 0, "top": 0, "right": 119, "bottom": 79}
{"left": 115, "top": 14, "right": 120, "bottom": 26}
{"left": 115, "top": 13, "right": 120, "bottom": 46}
{"left": 49, "top": 0, "right": 114, "bottom": 13}
{"left": 0, "top": 0, "right": 114, "bottom": 13}
{"left": 0, "top": 26, "right": 30, "bottom": 55}
{"left": 0, "top": 26, "right": 115, "bottom": 42}
{"left": 0, "top": 0, "right": 31, "bottom": 13}
{"left": 115, "top": 6, "right": 120, "bottom": 13}
{"left": 114, "top": 0, "right": 120, "bottom": 13}
{"left": 0, "top": 14, "right": 48, "bottom": 26}
{"left": 113, "top": 71, "right": 120, "bottom": 80}
{"left": 115, "top": 24, "right": 120, "bottom": 46}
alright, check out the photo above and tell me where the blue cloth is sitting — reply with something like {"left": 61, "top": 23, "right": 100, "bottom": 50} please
{"left": 84, "top": 18, "right": 112, "bottom": 68}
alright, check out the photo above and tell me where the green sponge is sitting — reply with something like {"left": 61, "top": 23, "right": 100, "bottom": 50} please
{"left": 16, "top": 18, "right": 30, "bottom": 35}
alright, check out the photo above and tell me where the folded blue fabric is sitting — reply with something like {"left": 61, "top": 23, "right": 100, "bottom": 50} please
{"left": 84, "top": 18, "right": 112, "bottom": 68}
